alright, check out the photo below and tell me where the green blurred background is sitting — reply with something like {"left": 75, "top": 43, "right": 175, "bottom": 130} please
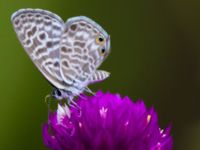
{"left": 0, "top": 0, "right": 199, "bottom": 149}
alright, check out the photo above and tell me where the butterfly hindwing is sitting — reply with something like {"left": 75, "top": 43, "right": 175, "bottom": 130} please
{"left": 59, "top": 16, "right": 110, "bottom": 89}
{"left": 11, "top": 9, "right": 67, "bottom": 89}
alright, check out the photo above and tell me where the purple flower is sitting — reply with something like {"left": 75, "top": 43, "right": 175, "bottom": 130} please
{"left": 42, "top": 91, "right": 173, "bottom": 150}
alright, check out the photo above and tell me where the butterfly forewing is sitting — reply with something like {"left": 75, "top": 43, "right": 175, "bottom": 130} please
{"left": 11, "top": 9, "right": 67, "bottom": 89}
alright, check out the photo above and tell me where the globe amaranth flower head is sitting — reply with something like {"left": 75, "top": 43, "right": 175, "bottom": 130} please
{"left": 43, "top": 91, "right": 173, "bottom": 150}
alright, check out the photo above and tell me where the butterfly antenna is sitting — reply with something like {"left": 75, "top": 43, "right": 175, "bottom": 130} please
{"left": 45, "top": 94, "right": 52, "bottom": 124}
{"left": 67, "top": 97, "right": 82, "bottom": 117}
{"left": 45, "top": 94, "right": 51, "bottom": 104}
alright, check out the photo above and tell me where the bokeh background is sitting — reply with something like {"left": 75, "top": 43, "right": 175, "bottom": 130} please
{"left": 0, "top": 0, "right": 199, "bottom": 149}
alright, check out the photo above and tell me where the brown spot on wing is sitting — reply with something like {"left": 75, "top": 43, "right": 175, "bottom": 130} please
{"left": 74, "top": 47, "right": 82, "bottom": 54}
{"left": 33, "top": 36, "right": 41, "bottom": 47}
{"left": 21, "top": 14, "right": 25, "bottom": 18}
{"left": 93, "top": 29, "right": 98, "bottom": 34}
{"left": 39, "top": 33, "right": 46, "bottom": 40}
{"left": 44, "top": 21, "right": 52, "bottom": 26}
{"left": 83, "top": 55, "right": 88, "bottom": 60}
{"left": 35, "top": 48, "right": 47, "bottom": 56}
{"left": 35, "top": 14, "right": 41, "bottom": 18}
{"left": 32, "top": 26, "right": 37, "bottom": 34}
{"left": 82, "top": 63, "right": 91, "bottom": 74}
{"left": 27, "top": 26, "right": 37, "bottom": 37}
{"left": 44, "top": 16, "right": 50, "bottom": 20}
{"left": 26, "top": 39, "right": 31, "bottom": 45}
{"left": 62, "top": 61, "right": 69, "bottom": 67}
{"left": 53, "top": 41, "right": 60, "bottom": 46}
{"left": 45, "top": 61, "right": 53, "bottom": 66}
{"left": 61, "top": 47, "right": 72, "bottom": 53}
{"left": 72, "top": 54, "right": 82, "bottom": 59}
{"left": 53, "top": 25, "right": 61, "bottom": 31}
{"left": 46, "top": 41, "right": 53, "bottom": 48}
{"left": 83, "top": 49, "right": 87, "bottom": 53}
{"left": 86, "top": 25, "right": 91, "bottom": 29}
{"left": 36, "top": 19, "right": 43, "bottom": 24}
{"left": 14, "top": 19, "right": 19, "bottom": 25}
{"left": 74, "top": 41, "right": 85, "bottom": 48}
{"left": 70, "top": 24, "right": 77, "bottom": 31}
{"left": 27, "top": 14, "right": 33, "bottom": 17}
{"left": 80, "top": 22, "right": 85, "bottom": 26}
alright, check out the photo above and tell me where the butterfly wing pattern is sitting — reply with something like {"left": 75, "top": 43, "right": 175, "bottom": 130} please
{"left": 11, "top": 9, "right": 68, "bottom": 90}
{"left": 11, "top": 8, "right": 111, "bottom": 101}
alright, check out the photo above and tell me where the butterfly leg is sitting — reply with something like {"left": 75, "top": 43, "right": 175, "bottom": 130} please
{"left": 77, "top": 93, "right": 87, "bottom": 100}
{"left": 67, "top": 97, "right": 82, "bottom": 117}
{"left": 84, "top": 87, "right": 95, "bottom": 95}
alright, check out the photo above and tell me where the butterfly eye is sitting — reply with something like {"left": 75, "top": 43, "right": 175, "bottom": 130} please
{"left": 57, "top": 90, "right": 62, "bottom": 96}
{"left": 53, "top": 89, "right": 61, "bottom": 97}
{"left": 96, "top": 35, "right": 105, "bottom": 45}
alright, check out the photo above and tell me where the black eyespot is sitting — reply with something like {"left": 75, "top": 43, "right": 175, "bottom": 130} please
{"left": 101, "top": 48, "right": 105, "bottom": 54}
{"left": 99, "top": 37, "right": 104, "bottom": 42}
{"left": 96, "top": 35, "right": 105, "bottom": 44}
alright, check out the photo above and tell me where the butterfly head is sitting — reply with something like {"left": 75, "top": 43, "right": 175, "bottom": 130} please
{"left": 52, "top": 86, "right": 85, "bottom": 100}
{"left": 52, "top": 88, "right": 67, "bottom": 100}
{"left": 52, "top": 88, "right": 76, "bottom": 100}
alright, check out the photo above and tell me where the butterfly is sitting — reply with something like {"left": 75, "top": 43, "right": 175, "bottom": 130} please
{"left": 11, "top": 8, "right": 111, "bottom": 105}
